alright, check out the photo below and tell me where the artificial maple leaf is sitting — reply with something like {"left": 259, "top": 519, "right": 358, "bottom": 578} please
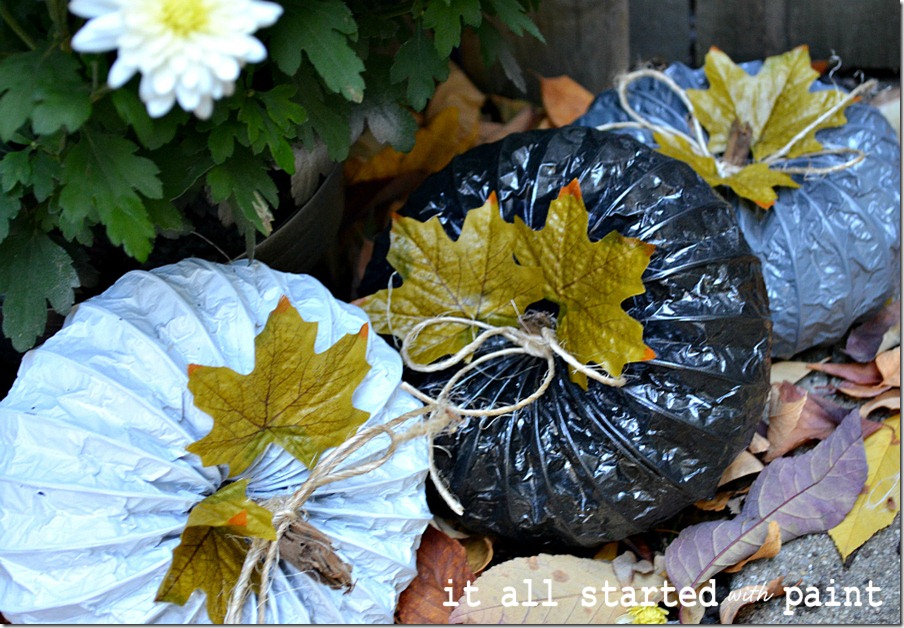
{"left": 654, "top": 131, "right": 798, "bottom": 209}
{"left": 655, "top": 46, "right": 854, "bottom": 209}
{"left": 156, "top": 479, "right": 276, "bottom": 623}
{"left": 513, "top": 180, "right": 656, "bottom": 385}
{"left": 357, "top": 194, "right": 545, "bottom": 365}
{"left": 187, "top": 296, "right": 371, "bottom": 476}
{"left": 688, "top": 46, "right": 850, "bottom": 161}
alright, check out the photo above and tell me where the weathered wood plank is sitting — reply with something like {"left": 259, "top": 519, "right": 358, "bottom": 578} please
{"left": 695, "top": 0, "right": 900, "bottom": 69}
{"left": 629, "top": 0, "right": 692, "bottom": 66}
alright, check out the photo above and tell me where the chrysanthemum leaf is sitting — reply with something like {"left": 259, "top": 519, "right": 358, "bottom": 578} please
{"left": 0, "top": 50, "right": 91, "bottom": 142}
{"left": 59, "top": 129, "right": 161, "bottom": 261}
{"left": 390, "top": 28, "right": 450, "bottom": 112}
{"left": 269, "top": 0, "right": 365, "bottom": 103}
{"left": 0, "top": 225, "right": 78, "bottom": 352}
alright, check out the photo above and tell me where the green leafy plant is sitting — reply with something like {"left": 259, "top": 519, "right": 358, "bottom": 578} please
{"left": 0, "top": 0, "right": 543, "bottom": 351}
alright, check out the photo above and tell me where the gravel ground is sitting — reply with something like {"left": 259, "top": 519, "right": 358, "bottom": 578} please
{"left": 729, "top": 515, "right": 901, "bottom": 623}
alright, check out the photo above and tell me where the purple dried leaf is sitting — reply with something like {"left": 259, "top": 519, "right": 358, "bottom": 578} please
{"left": 742, "top": 409, "right": 867, "bottom": 540}
{"left": 844, "top": 302, "right": 900, "bottom": 362}
{"left": 665, "top": 412, "right": 867, "bottom": 591}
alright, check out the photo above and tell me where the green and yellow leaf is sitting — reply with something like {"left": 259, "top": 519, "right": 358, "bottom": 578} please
{"left": 654, "top": 131, "right": 798, "bottom": 209}
{"left": 155, "top": 480, "right": 276, "bottom": 623}
{"left": 358, "top": 193, "right": 545, "bottom": 365}
{"left": 187, "top": 296, "right": 371, "bottom": 476}
{"left": 513, "top": 180, "right": 656, "bottom": 385}
{"left": 688, "top": 45, "right": 850, "bottom": 161}
{"left": 829, "top": 415, "right": 900, "bottom": 561}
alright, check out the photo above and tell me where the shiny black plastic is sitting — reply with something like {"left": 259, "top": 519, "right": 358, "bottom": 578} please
{"left": 575, "top": 62, "right": 901, "bottom": 358}
{"left": 361, "top": 127, "right": 772, "bottom": 547}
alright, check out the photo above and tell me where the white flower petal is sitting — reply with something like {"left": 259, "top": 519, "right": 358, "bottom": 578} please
{"left": 107, "top": 58, "right": 137, "bottom": 88}
{"left": 249, "top": 1, "right": 284, "bottom": 28}
{"left": 175, "top": 83, "right": 201, "bottom": 112}
{"left": 152, "top": 67, "right": 177, "bottom": 95}
{"left": 70, "top": 11, "right": 125, "bottom": 52}
{"left": 194, "top": 96, "right": 215, "bottom": 120}
{"left": 211, "top": 55, "right": 240, "bottom": 82}
{"left": 145, "top": 93, "right": 176, "bottom": 118}
{"left": 68, "top": 0, "right": 122, "bottom": 19}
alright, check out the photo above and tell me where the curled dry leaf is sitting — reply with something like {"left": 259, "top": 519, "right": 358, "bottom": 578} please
{"left": 860, "top": 390, "right": 901, "bottom": 418}
{"left": 748, "top": 432, "right": 770, "bottom": 455}
{"left": 449, "top": 554, "right": 666, "bottom": 624}
{"left": 718, "top": 450, "right": 765, "bottom": 486}
{"left": 396, "top": 526, "right": 476, "bottom": 624}
{"left": 719, "top": 576, "right": 788, "bottom": 624}
{"left": 770, "top": 359, "right": 824, "bottom": 385}
{"left": 764, "top": 382, "right": 881, "bottom": 462}
{"left": 461, "top": 535, "right": 494, "bottom": 575}
{"left": 806, "top": 360, "right": 882, "bottom": 385}
{"left": 875, "top": 347, "right": 900, "bottom": 387}
{"left": 829, "top": 415, "right": 901, "bottom": 562}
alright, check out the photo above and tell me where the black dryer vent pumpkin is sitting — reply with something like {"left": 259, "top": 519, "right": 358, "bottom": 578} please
{"left": 361, "top": 127, "right": 772, "bottom": 547}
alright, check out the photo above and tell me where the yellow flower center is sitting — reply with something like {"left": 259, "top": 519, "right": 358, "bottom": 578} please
{"left": 159, "top": 0, "right": 211, "bottom": 37}
{"left": 626, "top": 605, "right": 669, "bottom": 624}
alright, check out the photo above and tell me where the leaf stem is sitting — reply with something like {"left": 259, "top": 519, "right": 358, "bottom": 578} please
{"left": 47, "top": 0, "right": 69, "bottom": 42}
{"left": 0, "top": 2, "right": 37, "bottom": 51}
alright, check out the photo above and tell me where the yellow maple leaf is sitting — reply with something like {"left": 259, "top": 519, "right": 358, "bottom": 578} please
{"left": 654, "top": 131, "right": 799, "bottom": 209}
{"left": 358, "top": 193, "right": 545, "bottom": 365}
{"left": 513, "top": 180, "right": 656, "bottom": 386}
{"left": 829, "top": 415, "right": 900, "bottom": 561}
{"left": 688, "top": 45, "right": 850, "bottom": 161}
{"left": 155, "top": 479, "right": 276, "bottom": 623}
{"left": 187, "top": 296, "right": 371, "bottom": 476}
{"left": 653, "top": 46, "right": 854, "bottom": 209}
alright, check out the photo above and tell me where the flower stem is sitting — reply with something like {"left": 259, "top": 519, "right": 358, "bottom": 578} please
{"left": 0, "top": 2, "right": 37, "bottom": 51}
{"left": 47, "top": 0, "right": 69, "bottom": 42}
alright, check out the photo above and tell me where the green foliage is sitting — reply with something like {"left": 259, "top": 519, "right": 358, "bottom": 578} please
{"left": 0, "top": 1, "right": 543, "bottom": 351}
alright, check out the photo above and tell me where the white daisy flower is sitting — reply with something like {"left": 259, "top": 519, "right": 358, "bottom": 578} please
{"left": 70, "top": 0, "right": 283, "bottom": 119}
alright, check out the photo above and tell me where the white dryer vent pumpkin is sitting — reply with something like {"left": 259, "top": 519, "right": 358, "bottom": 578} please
{"left": 0, "top": 259, "right": 431, "bottom": 623}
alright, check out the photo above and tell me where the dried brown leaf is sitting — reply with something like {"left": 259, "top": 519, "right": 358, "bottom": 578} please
{"left": 770, "top": 359, "right": 823, "bottom": 385}
{"left": 718, "top": 450, "right": 765, "bottom": 486}
{"left": 461, "top": 535, "right": 494, "bottom": 575}
{"left": 860, "top": 390, "right": 901, "bottom": 418}
{"left": 539, "top": 75, "right": 594, "bottom": 127}
{"left": 807, "top": 360, "right": 882, "bottom": 385}
{"left": 875, "top": 347, "right": 900, "bottom": 387}
{"left": 836, "top": 382, "right": 893, "bottom": 398}
{"left": 748, "top": 432, "right": 770, "bottom": 455}
{"left": 397, "top": 526, "right": 476, "bottom": 624}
